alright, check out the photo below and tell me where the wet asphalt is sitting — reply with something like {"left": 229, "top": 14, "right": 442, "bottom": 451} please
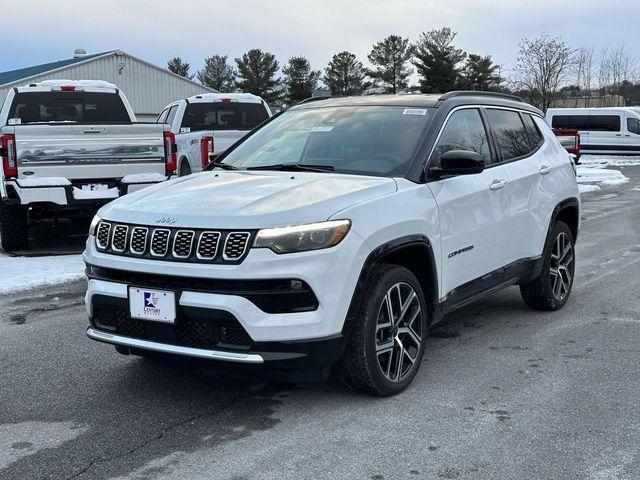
{"left": 1, "top": 166, "right": 640, "bottom": 480}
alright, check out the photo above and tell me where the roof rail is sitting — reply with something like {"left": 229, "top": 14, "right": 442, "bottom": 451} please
{"left": 438, "top": 91, "right": 525, "bottom": 103}
{"left": 296, "top": 96, "right": 332, "bottom": 106}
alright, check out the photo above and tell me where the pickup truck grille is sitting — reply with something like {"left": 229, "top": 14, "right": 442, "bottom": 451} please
{"left": 95, "top": 221, "right": 253, "bottom": 264}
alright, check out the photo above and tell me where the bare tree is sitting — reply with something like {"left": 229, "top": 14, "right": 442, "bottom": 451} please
{"left": 574, "top": 46, "right": 595, "bottom": 106}
{"left": 514, "top": 34, "right": 574, "bottom": 111}
{"left": 608, "top": 44, "right": 635, "bottom": 94}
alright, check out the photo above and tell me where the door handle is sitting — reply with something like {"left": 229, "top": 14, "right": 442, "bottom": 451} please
{"left": 615, "top": 134, "right": 622, "bottom": 137}
{"left": 489, "top": 179, "right": 507, "bottom": 191}
{"left": 539, "top": 165, "right": 552, "bottom": 175}
{"left": 83, "top": 130, "right": 102, "bottom": 134}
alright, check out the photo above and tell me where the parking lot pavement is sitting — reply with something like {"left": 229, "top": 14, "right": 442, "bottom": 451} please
{"left": 1, "top": 167, "right": 639, "bottom": 480}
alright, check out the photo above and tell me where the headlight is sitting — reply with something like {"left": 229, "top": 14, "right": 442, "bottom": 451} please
{"left": 254, "top": 220, "right": 351, "bottom": 254}
{"left": 88, "top": 214, "right": 102, "bottom": 236}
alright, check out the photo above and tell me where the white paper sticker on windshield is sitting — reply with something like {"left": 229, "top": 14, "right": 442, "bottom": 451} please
{"left": 402, "top": 108, "right": 428, "bottom": 116}
{"left": 311, "top": 126, "right": 334, "bottom": 132}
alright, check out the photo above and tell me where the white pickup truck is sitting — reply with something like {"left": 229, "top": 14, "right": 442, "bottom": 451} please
{"left": 157, "top": 93, "right": 271, "bottom": 176}
{"left": 0, "top": 80, "right": 176, "bottom": 251}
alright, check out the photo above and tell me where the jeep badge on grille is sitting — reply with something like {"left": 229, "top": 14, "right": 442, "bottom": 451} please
{"left": 156, "top": 216, "right": 177, "bottom": 224}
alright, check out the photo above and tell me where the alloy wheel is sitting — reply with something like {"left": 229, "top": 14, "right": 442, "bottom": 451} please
{"left": 375, "top": 282, "right": 424, "bottom": 382}
{"left": 550, "top": 232, "right": 574, "bottom": 301}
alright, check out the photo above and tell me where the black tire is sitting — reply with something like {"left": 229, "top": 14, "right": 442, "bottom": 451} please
{"left": 0, "top": 201, "right": 28, "bottom": 252}
{"left": 179, "top": 159, "right": 192, "bottom": 177}
{"left": 337, "top": 264, "right": 428, "bottom": 396}
{"left": 520, "top": 221, "right": 575, "bottom": 311}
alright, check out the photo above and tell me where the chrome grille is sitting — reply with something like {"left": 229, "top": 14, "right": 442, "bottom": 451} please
{"left": 172, "top": 230, "right": 195, "bottom": 258}
{"left": 197, "top": 231, "right": 221, "bottom": 260}
{"left": 111, "top": 225, "right": 129, "bottom": 252}
{"left": 96, "top": 222, "right": 111, "bottom": 249}
{"left": 224, "top": 232, "right": 251, "bottom": 260}
{"left": 130, "top": 227, "right": 148, "bottom": 255}
{"left": 150, "top": 229, "right": 170, "bottom": 257}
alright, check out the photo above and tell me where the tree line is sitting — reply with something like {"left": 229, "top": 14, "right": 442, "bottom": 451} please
{"left": 167, "top": 27, "right": 639, "bottom": 110}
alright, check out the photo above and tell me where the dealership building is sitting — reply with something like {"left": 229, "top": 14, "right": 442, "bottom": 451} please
{"left": 0, "top": 50, "right": 215, "bottom": 121}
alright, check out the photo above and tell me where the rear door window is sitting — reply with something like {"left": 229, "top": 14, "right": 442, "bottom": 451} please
{"left": 590, "top": 115, "right": 620, "bottom": 132}
{"left": 628, "top": 117, "right": 640, "bottom": 135}
{"left": 8, "top": 91, "right": 130, "bottom": 123}
{"left": 486, "top": 109, "right": 532, "bottom": 161}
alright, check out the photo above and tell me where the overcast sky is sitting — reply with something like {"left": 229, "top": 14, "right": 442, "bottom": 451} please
{"left": 2, "top": 0, "right": 638, "bottom": 81}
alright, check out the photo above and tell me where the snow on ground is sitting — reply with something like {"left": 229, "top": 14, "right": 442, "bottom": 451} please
{"left": 576, "top": 167, "right": 630, "bottom": 186}
{"left": 578, "top": 184, "right": 601, "bottom": 193}
{"left": 0, "top": 253, "right": 84, "bottom": 295}
{"left": 580, "top": 155, "right": 640, "bottom": 168}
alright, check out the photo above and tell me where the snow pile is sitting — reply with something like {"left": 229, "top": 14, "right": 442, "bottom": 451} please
{"left": 576, "top": 166, "right": 630, "bottom": 186}
{"left": 578, "top": 184, "right": 601, "bottom": 193}
{"left": 72, "top": 186, "right": 119, "bottom": 200}
{"left": 16, "top": 177, "right": 70, "bottom": 187}
{"left": 0, "top": 253, "right": 84, "bottom": 294}
{"left": 580, "top": 155, "right": 640, "bottom": 168}
{"left": 121, "top": 172, "right": 167, "bottom": 184}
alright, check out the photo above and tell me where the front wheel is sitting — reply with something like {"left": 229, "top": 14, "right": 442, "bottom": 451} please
{"left": 520, "top": 221, "right": 575, "bottom": 311}
{"left": 337, "top": 264, "right": 428, "bottom": 396}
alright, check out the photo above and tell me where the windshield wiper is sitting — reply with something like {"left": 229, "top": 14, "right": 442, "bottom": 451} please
{"left": 208, "top": 161, "right": 239, "bottom": 170}
{"left": 246, "top": 163, "right": 335, "bottom": 173}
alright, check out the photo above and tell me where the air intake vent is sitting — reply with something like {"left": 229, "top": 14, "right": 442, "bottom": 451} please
{"left": 96, "top": 222, "right": 111, "bottom": 250}
{"left": 197, "top": 231, "right": 221, "bottom": 260}
{"left": 150, "top": 229, "right": 170, "bottom": 257}
{"left": 224, "top": 232, "right": 251, "bottom": 260}
{"left": 111, "top": 225, "right": 129, "bottom": 252}
{"left": 172, "top": 230, "right": 194, "bottom": 258}
{"left": 130, "top": 227, "right": 148, "bottom": 255}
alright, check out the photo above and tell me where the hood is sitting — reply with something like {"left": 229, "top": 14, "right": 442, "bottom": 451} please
{"left": 100, "top": 171, "right": 397, "bottom": 229}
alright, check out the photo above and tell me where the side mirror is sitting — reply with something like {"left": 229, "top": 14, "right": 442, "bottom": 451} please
{"left": 429, "top": 150, "right": 485, "bottom": 178}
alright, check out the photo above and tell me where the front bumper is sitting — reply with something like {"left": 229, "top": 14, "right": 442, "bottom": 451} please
{"left": 83, "top": 228, "right": 369, "bottom": 368}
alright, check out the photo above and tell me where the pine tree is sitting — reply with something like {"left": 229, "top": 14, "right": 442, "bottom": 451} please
{"left": 367, "top": 35, "right": 413, "bottom": 94}
{"left": 167, "top": 57, "right": 194, "bottom": 80}
{"left": 235, "top": 49, "right": 281, "bottom": 103}
{"left": 196, "top": 55, "right": 235, "bottom": 92}
{"left": 460, "top": 54, "right": 504, "bottom": 91}
{"left": 282, "top": 56, "right": 321, "bottom": 105}
{"left": 412, "top": 27, "right": 466, "bottom": 93}
{"left": 323, "top": 51, "right": 369, "bottom": 96}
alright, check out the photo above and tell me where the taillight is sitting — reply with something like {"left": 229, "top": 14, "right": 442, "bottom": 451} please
{"left": 163, "top": 131, "right": 177, "bottom": 174}
{"left": 200, "top": 136, "right": 214, "bottom": 168}
{"left": 554, "top": 129, "right": 580, "bottom": 155}
{"left": 1, "top": 134, "right": 17, "bottom": 177}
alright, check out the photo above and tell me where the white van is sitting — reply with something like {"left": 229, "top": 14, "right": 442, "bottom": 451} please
{"left": 157, "top": 93, "right": 272, "bottom": 176}
{"left": 546, "top": 107, "right": 640, "bottom": 155}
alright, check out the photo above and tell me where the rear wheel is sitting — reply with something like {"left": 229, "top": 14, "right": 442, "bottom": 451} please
{"left": 337, "top": 264, "right": 428, "bottom": 396}
{"left": 520, "top": 221, "right": 575, "bottom": 311}
{"left": 179, "top": 159, "right": 192, "bottom": 176}
{"left": 0, "top": 201, "right": 28, "bottom": 252}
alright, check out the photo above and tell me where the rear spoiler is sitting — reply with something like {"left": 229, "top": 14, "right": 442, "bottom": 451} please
{"left": 553, "top": 129, "right": 580, "bottom": 156}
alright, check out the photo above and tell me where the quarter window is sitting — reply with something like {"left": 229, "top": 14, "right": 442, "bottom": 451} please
{"left": 522, "top": 114, "right": 544, "bottom": 150}
{"left": 486, "top": 109, "right": 531, "bottom": 161}
{"left": 432, "top": 109, "right": 491, "bottom": 166}
{"left": 627, "top": 117, "right": 640, "bottom": 135}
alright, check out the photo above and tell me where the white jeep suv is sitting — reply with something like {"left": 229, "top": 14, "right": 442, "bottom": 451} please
{"left": 84, "top": 92, "right": 580, "bottom": 396}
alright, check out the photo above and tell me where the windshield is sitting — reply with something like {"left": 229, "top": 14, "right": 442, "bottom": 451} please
{"left": 219, "top": 106, "right": 431, "bottom": 177}
{"left": 8, "top": 92, "right": 130, "bottom": 123}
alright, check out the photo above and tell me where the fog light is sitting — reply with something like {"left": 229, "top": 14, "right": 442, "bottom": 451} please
{"left": 290, "top": 280, "right": 303, "bottom": 290}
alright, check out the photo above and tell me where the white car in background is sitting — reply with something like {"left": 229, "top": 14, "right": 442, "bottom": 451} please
{"left": 158, "top": 93, "right": 271, "bottom": 176}
{"left": 546, "top": 107, "right": 640, "bottom": 155}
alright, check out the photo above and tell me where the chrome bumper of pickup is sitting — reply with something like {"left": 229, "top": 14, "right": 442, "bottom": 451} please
{"left": 86, "top": 327, "right": 265, "bottom": 364}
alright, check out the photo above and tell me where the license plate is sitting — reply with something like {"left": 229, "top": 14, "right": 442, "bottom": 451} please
{"left": 82, "top": 183, "right": 108, "bottom": 192}
{"left": 129, "top": 287, "right": 176, "bottom": 323}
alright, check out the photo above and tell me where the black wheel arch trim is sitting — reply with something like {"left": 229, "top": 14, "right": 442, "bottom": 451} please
{"left": 343, "top": 235, "right": 439, "bottom": 335}
{"left": 548, "top": 197, "right": 580, "bottom": 243}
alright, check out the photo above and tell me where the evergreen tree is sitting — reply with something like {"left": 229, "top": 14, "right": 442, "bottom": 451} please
{"left": 235, "top": 49, "right": 281, "bottom": 103}
{"left": 460, "top": 54, "right": 504, "bottom": 91}
{"left": 282, "top": 56, "right": 321, "bottom": 104}
{"left": 197, "top": 55, "right": 235, "bottom": 92}
{"left": 323, "top": 51, "right": 369, "bottom": 96}
{"left": 412, "top": 27, "right": 466, "bottom": 93}
{"left": 367, "top": 35, "right": 413, "bottom": 94}
{"left": 167, "top": 56, "right": 194, "bottom": 80}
